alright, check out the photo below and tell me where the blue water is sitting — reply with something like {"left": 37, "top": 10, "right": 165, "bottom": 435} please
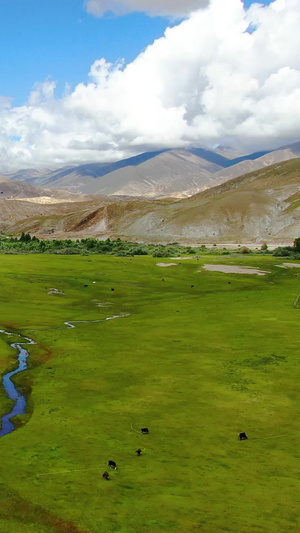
{"left": 0, "top": 334, "right": 35, "bottom": 437}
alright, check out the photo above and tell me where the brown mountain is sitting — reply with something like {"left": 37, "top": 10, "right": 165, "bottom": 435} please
{"left": 81, "top": 150, "right": 223, "bottom": 197}
{"left": 113, "top": 157, "right": 300, "bottom": 244}
{"left": 4, "top": 142, "right": 300, "bottom": 200}
{"left": 1, "top": 146, "right": 272, "bottom": 198}
{"left": 2, "top": 158, "right": 300, "bottom": 245}
{"left": 0, "top": 176, "right": 88, "bottom": 201}
{"left": 0, "top": 177, "right": 130, "bottom": 234}
{"left": 211, "top": 142, "right": 300, "bottom": 185}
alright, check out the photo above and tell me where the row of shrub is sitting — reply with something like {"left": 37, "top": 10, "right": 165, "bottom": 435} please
{"left": 0, "top": 233, "right": 298, "bottom": 257}
{"left": 0, "top": 234, "right": 196, "bottom": 257}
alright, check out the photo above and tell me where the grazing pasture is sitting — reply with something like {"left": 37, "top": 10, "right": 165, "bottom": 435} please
{"left": 0, "top": 254, "right": 299, "bottom": 532}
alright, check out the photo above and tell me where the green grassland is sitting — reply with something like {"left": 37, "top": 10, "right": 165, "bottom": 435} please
{"left": 0, "top": 254, "right": 299, "bottom": 532}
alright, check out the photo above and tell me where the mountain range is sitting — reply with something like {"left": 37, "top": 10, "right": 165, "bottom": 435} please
{"left": 3, "top": 141, "right": 300, "bottom": 199}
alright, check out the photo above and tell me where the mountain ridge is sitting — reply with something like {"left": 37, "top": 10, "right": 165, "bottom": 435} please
{"left": 2, "top": 144, "right": 289, "bottom": 198}
{"left": 2, "top": 141, "right": 300, "bottom": 200}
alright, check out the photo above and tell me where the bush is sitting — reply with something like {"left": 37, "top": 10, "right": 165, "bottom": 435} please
{"left": 294, "top": 238, "right": 300, "bottom": 252}
{"left": 152, "top": 249, "right": 165, "bottom": 258}
{"left": 133, "top": 247, "right": 148, "bottom": 255}
{"left": 273, "top": 246, "right": 294, "bottom": 257}
{"left": 114, "top": 251, "right": 134, "bottom": 256}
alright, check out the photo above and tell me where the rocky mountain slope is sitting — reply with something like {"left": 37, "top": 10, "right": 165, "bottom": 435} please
{"left": 81, "top": 150, "right": 223, "bottom": 197}
{"left": 0, "top": 178, "right": 133, "bottom": 233}
{"left": 2, "top": 158, "right": 300, "bottom": 245}
{"left": 210, "top": 142, "right": 300, "bottom": 184}
{"left": 100, "top": 158, "right": 300, "bottom": 244}
{"left": 0, "top": 145, "right": 277, "bottom": 198}
{"left": 0, "top": 176, "right": 93, "bottom": 201}
{"left": 3, "top": 142, "right": 300, "bottom": 200}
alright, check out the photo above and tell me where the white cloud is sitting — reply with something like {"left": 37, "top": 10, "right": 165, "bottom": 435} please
{"left": 84, "top": 0, "right": 208, "bottom": 18}
{"left": 28, "top": 80, "right": 57, "bottom": 106}
{"left": 1, "top": 0, "right": 300, "bottom": 170}
{"left": 0, "top": 96, "right": 13, "bottom": 110}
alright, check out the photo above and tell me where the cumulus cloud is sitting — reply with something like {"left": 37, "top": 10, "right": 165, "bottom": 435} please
{"left": 1, "top": 0, "right": 300, "bottom": 170}
{"left": 84, "top": 0, "right": 208, "bottom": 18}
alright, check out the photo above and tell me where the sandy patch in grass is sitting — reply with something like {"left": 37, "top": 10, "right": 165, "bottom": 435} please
{"left": 201, "top": 264, "right": 270, "bottom": 275}
{"left": 156, "top": 263, "right": 178, "bottom": 267}
{"left": 171, "top": 257, "right": 196, "bottom": 260}
{"left": 283, "top": 263, "right": 300, "bottom": 268}
{"left": 48, "top": 288, "right": 65, "bottom": 295}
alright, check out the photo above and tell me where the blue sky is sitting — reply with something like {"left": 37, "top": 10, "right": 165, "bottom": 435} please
{"left": 1, "top": 0, "right": 274, "bottom": 106}
{"left": 0, "top": 1, "right": 174, "bottom": 105}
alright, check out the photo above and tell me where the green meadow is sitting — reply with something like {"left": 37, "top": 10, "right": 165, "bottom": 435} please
{"left": 0, "top": 254, "right": 299, "bottom": 532}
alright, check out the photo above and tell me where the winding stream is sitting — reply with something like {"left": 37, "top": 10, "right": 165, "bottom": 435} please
{"left": 0, "top": 313, "right": 129, "bottom": 438}
{"left": 0, "top": 331, "right": 36, "bottom": 437}
{"left": 56, "top": 314, "right": 129, "bottom": 330}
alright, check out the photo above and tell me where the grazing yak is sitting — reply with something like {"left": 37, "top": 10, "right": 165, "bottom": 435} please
{"left": 141, "top": 428, "right": 149, "bottom": 434}
{"left": 102, "top": 471, "right": 110, "bottom": 480}
{"left": 108, "top": 460, "right": 117, "bottom": 470}
{"left": 239, "top": 432, "right": 248, "bottom": 440}
{"left": 136, "top": 448, "right": 142, "bottom": 456}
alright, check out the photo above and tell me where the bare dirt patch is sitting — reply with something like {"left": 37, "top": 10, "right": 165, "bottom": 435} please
{"left": 156, "top": 263, "right": 178, "bottom": 267}
{"left": 94, "top": 301, "right": 113, "bottom": 307}
{"left": 201, "top": 264, "right": 270, "bottom": 275}
{"left": 8, "top": 196, "right": 75, "bottom": 204}
{"left": 171, "top": 257, "right": 195, "bottom": 260}
{"left": 48, "top": 288, "right": 65, "bottom": 295}
{"left": 283, "top": 263, "right": 300, "bottom": 268}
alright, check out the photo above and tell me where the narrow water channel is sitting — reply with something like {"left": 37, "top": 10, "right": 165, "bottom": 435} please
{"left": 0, "top": 313, "right": 129, "bottom": 438}
{"left": 0, "top": 331, "right": 36, "bottom": 437}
